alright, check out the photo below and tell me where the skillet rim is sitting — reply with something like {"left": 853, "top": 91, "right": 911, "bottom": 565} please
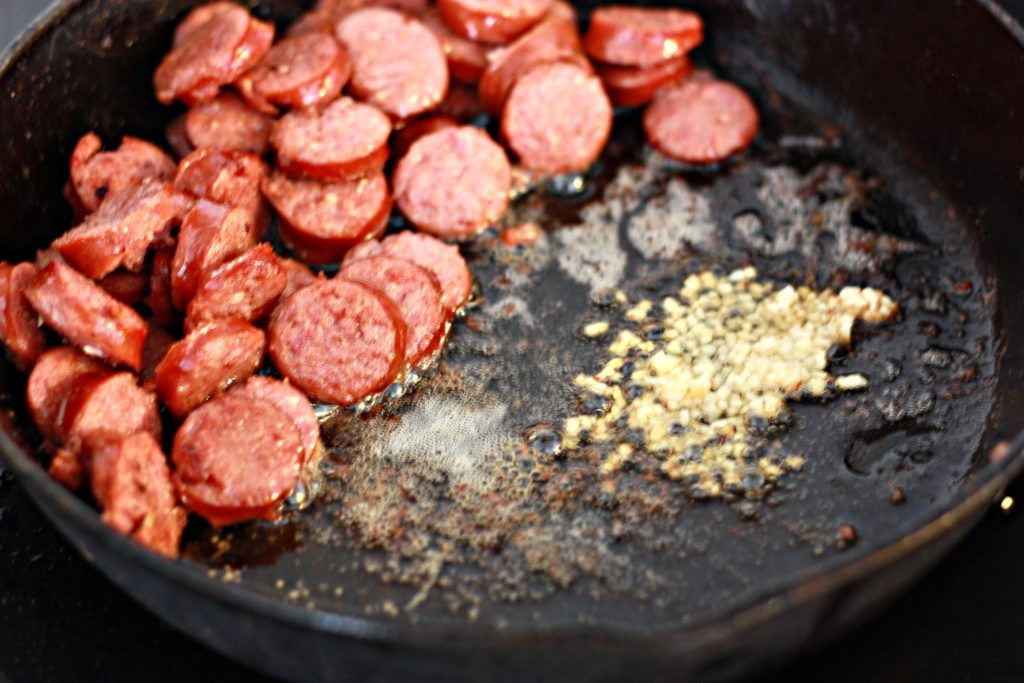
{"left": 0, "top": 0, "right": 1022, "bottom": 650}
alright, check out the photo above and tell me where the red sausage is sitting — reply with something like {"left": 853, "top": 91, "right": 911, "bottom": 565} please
{"left": 598, "top": 56, "right": 693, "bottom": 108}
{"left": 269, "top": 96, "right": 391, "bottom": 181}
{"left": 174, "top": 148, "right": 270, "bottom": 244}
{"left": 154, "top": 3, "right": 274, "bottom": 105}
{"left": 97, "top": 269, "right": 150, "bottom": 305}
{"left": 392, "top": 125, "right": 511, "bottom": 239}
{"left": 52, "top": 181, "right": 193, "bottom": 279}
{"left": 25, "top": 262, "right": 148, "bottom": 370}
{"left": 583, "top": 6, "right": 703, "bottom": 68}
{"left": 59, "top": 371, "right": 161, "bottom": 460}
{"left": 172, "top": 393, "right": 303, "bottom": 526}
{"left": 184, "top": 92, "right": 272, "bottom": 154}
{"left": 278, "top": 258, "right": 317, "bottom": 300}
{"left": 642, "top": 80, "right": 759, "bottom": 165}
{"left": 154, "top": 318, "right": 266, "bottom": 418}
{"left": 340, "top": 255, "right": 447, "bottom": 368}
{"left": 423, "top": 11, "right": 489, "bottom": 84}
{"left": 146, "top": 249, "right": 177, "bottom": 328}
{"left": 437, "top": 0, "right": 553, "bottom": 44}
{"left": 502, "top": 61, "right": 612, "bottom": 173}
{"left": 237, "top": 32, "right": 351, "bottom": 114}
{"left": 67, "top": 133, "right": 177, "bottom": 215}
{"left": 229, "top": 376, "right": 320, "bottom": 466}
{"left": 89, "top": 432, "right": 187, "bottom": 559}
{"left": 335, "top": 8, "right": 448, "bottom": 119}
{"left": 27, "top": 346, "right": 107, "bottom": 443}
{"left": 171, "top": 199, "right": 253, "bottom": 310}
{"left": 165, "top": 116, "right": 194, "bottom": 160}
{"left": 0, "top": 262, "right": 47, "bottom": 370}
{"left": 477, "top": 17, "right": 587, "bottom": 115}
{"left": 269, "top": 278, "right": 405, "bottom": 405}
{"left": 185, "top": 244, "right": 288, "bottom": 332}
{"left": 390, "top": 115, "right": 458, "bottom": 164}
{"left": 260, "top": 170, "right": 390, "bottom": 264}
{"left": 343, "top": 230, "right": 472, "bottom": 311}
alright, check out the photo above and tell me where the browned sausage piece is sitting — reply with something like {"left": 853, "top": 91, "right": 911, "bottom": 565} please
{"left": 154, "top": 318, "right": 266, "bottom": 418}
{"left": 342, "top": 230, "right": 472, "bottom": 311}
{"left": 184, "top": 92, "right": 273, "bottom": 154}
{"left": 335, "top": 8, "right": 448, "bottom": 119}
{"left": 642, "top": 80, "right": 759, "bottom": 165}
{"left": 185, "top": 244, "right": 288, "bottom": 332}
{"left": 390, "top": 115, "right": 458, "bottom": 164}
{"left": 270, "top": 96, "right": 391, "bottom": 181}
{"left": 49, "top": 448, "right": 85, "bottom": 491}
{"left": 174, "top": 148, "right": 270, "bottom": 244}
{"left": 393, "top": 125, "right": 511, "bottom": 240}
{"left": 146, "top": 249, "right": 177, "bottom": 329}
{"left": 27, "top": 346, "right": 107, "bottom": 444}
{"left": 52, "top": 181, "right": 193, "bottom": 280}
{"left": 237, "top": 32, "right": 351, "bottom": 114}
{"left": 154, "top": 3, "right": 275, "bottom": 105}
{"left": 477, "top": 17, "right": 587, "bottom": 115}
{"left": 172, "top": 393, "right": 302, "bottom": 527}
{"left": 583, "top": 6, "right": 703, "bottom": 68}
{"left": 25, "top": 262, "right": 149, "bottom": 370}
{"left": 171, "top": 199, "right": 253, "bottom": 310}
{"left": 598, "top": 56, "right": 693, "bottom": 108}
{"left": 423, "top": 11, "right": 489, "bottom": 84}
{"left": 229, "top": 376, "right": 321, "bottom": 466}
{"left": 67, "top": 133, "right": 177, "bottom": 215}
{"left": 89, "top": 432, "right": 187, "bottom": 559}
{"left": 59, "top": 371, "right": 161, "bottom": 460}
{"left": 97, "top": 269, "right": 150, "bottom": 305}
{"left": 546, "top": 0, "right": 576, "bottom": 23}
{"left": 340, "top": 255, "right": 447, "bottom": 368}
{"left": 260, "top": 170, "right": 390, "bottom": 264}
{"left": 437, "top": 0, "right": 553, "bottom": 44}
{"left": 279, "top": 258, "right": 318, "bottom": 300}
{"left": 0, "top": 262, "right": 47, "bottom": 370}
{"left": 502, "top": 61, "right": 612, "bottom": 173}
{"left": 269, "top": 278, "right": 405, "bottom": 405}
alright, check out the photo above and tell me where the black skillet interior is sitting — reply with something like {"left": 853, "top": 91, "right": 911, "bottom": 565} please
{"left": 1, "top": 0, "right": 1024, "bottom": 681}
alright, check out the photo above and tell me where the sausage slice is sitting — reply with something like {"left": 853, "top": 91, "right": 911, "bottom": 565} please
{"left": 184, "top": 91, "right": 273, "bottom": 154}
{"left": 27, "top": 346, "right": 107, "bottom": 444}
{"left": 437, "top": 0, "right": 553, "bottom": 44}
{"left": 59, "top": 371, "right": 162, "bottom": 460}
{"left": 0, "top": 262, "right": 47, "bottom": 370}
{"left": 185, "top": 243, "right": 288, "bottom": 331}
{"left": 422, "top": 11, "right": 488, "bottom": 84}
{"left": 583, "top": 6, "right": 703, "bottom": 68}
{"left": 229, "top": 376, "right": 321, "bottom": 466}
{"left": 171, "top": 199, "right": 253, "bottom": 310}
{"left": 598, "top": 56, "right": 693, "bottom": 108}
{"left": 237, "top": 32, "right": 352, "bottom": 114}
{"left": 174, "top": 148, "right": 270, "bottom": 244}
{"left": 67, "top": 133, "right": 177, "bottom": 215}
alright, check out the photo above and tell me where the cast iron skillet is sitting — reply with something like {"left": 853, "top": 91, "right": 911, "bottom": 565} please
{"left": 1, "top": 1, "right": 1024, "bottom": 680}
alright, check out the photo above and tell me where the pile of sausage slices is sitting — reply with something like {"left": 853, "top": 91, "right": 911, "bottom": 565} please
{"left": 0, "top": 0, "right": 758, "bottom": 558}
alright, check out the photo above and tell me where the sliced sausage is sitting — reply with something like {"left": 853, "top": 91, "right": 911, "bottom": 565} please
{"left": 172, "top": 393, "right": 303, "bottom": 526}
{"left": 154, "top": 3, "right": 274, "bottom": 105}
{"left": 546, "top": 0, "right": 576, "bottom": 23}
{"left": 269, "top": 96, "right": 391, "bottom": 181}
{"left": 502, "top": 61, "right": 612, "bottom": 173}
{"left": 583, "top": 6, "right": 703, "bottom": 68}
{"left": 0, "top": 262, "right": 47, "bottom": 370}
{"left": 343, "top": 230, "right": 472, "bottom": 311}
{"left": 477, "top": 17, "right": 587, "bottom": 115}
{"left": 393, "top": 125, "right": 511, "bottom": 239}
{"left": 598, "top": 56, "right": 693, "bottom": 107}
{"left": 52, "top": 181, "right": 193, "bottom": 279}
{"left": 59, "top": 371, "right": 161, "bottom": 460}
{"left": 279, "top": 258, "right": 318, "bottom": 300}
{"left": 165, "top": 115, "right": 194, "bottom": 159}
{"left": 437, "top": 0, "right": 553, "bottom": 44}
{"left": 154, "top": 318, "right": 266, "bottom": 418}
{"left": 185, "top": 244, "right": 288, "bottom": 332}
{"left": 89, "top": 432, "right": 187, "bottom": 559}
{"left": 237, "top": 32, "right": 351, "bottom": 114}
{"left": 145, "top": 249, "right": 177, "bottom": 328}
{"left": 171, "top": 199, "right": 253, "bottom": 310}
{"left": 423, "top": 11, "right": 489, "bottom": 84}
{"left": 184, "top": 91, "right": 272, "bottom": 154}
{"left": 642, "top": 79, "right": 759, "bottom": 165}
{"left": 335, "top": 8, "right": 448, "bottom": 119}
{"left": 229, "top": 376, "right": 320, "bottom": 466}
{"left": 268, "top": 278, "right": 405, "bottom": 405}
{"left": 25, "top": 262, "right": 149, "bottom": 370}
{"left": 67, "top": 133, "right": 177, "bottom": 215}
{"left": 260, "top": 170, "right": 390, "bottom": 264}
{"left": 49, "top": 447, "right": 85, "bottom": 490}
{"left": 390, "top": 115, "right": 458, "bottom": 164}
{"left": 340, "top": 255, "right": 447, "bottom": 367}
{"left": 174, "top": 148, "right": 270, "bottom": 244}
{"left": 27, "top": 346, "right": 107, "bottom": 443}
{"left": 97, "top": 269, "right": 149, "bottom": 305}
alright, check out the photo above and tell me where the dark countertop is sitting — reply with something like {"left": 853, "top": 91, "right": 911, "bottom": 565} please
{"left": 2, "top": 2, "right": 1024, "bottom": 682}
